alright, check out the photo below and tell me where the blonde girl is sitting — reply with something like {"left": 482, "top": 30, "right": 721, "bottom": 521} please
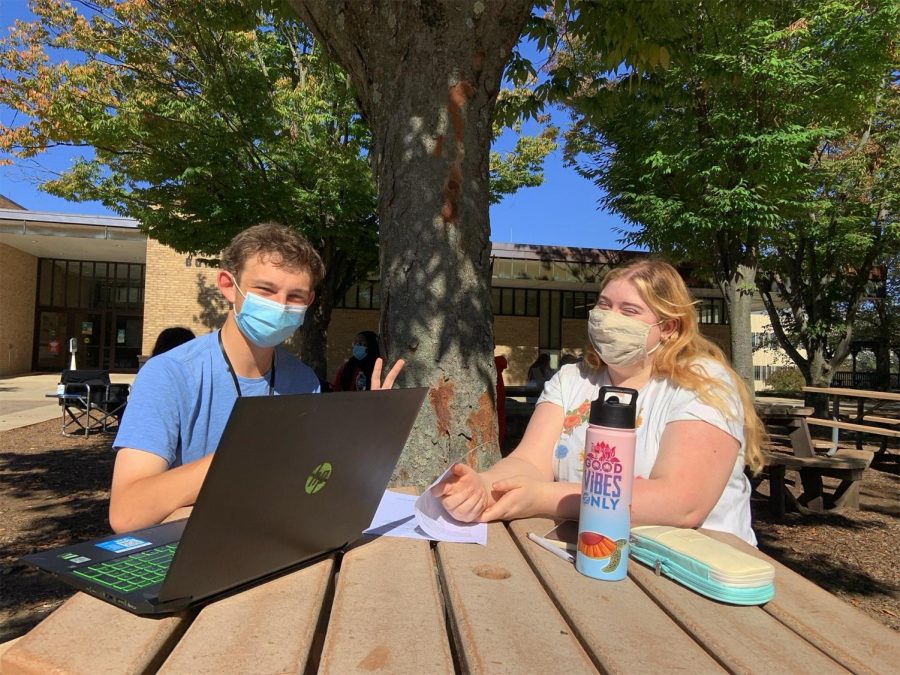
{"left": 435, "top": 258, "right": 765, "bottom": 545}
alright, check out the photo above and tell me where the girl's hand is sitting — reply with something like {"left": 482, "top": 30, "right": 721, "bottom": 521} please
{"left": 480, "top": 475, "right": 550, "bottom": 522}
{"left": 431, "top": 463, "right": 492, "bottom": 523}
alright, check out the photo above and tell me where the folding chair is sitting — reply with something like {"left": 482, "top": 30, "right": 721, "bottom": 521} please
{"left": 58, "top": 369, "right": 130, "bottom": 437}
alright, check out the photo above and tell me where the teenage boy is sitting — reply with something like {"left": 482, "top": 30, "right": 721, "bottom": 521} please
{"left": 109, "top": 223, "right": 403, "bottom": 532}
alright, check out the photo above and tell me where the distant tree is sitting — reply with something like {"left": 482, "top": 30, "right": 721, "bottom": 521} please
{"left": 0, "top": 0, "right": 555, "bottom": 381}
{"left": 490, "top": 119, "right": 558, "bottom": 205}
{"left": 756, "top": 82, "right": 900, "bottom": 401}
{"left": 846, "top": 255, "right": 900, "bottom": 390}
{"left": 557, "top": 0, "right": 897, "bottom": 392}
{"left": 0, "top": 0, "right": 377, "bottom": 376}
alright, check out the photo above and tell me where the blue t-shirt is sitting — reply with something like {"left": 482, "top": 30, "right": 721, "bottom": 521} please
{"left": 114, "top": 331, "right": 320, "bottom": 466}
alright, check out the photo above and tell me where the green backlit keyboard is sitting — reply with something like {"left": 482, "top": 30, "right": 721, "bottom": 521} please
{"left": 72, "top": 543, "right": 176, "bottom": 592}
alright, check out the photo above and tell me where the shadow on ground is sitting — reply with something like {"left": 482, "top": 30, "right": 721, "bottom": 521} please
{"left": 750, "top": 459, "right": 900, "bottom": 637}
{"left": 0, "top": 422, "right": 115, "bottom": 641}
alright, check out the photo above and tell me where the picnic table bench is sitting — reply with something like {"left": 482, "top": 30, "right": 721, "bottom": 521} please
{"left": 2, "top": 503, "right": 899, "bottom": 674}
{"left": 802, "top": 386, "right": 900, "bottom": 454}
{"left": 755, "top": 403, "right": 874, "bottom": 517}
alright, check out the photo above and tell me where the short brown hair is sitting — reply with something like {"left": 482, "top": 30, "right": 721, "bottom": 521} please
{"left": 220, "top": 222, "right": 325, "bottom": 287}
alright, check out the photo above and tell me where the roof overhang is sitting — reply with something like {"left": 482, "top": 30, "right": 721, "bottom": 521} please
{"left": 0, "top": 208, "right": 146, "bottom": 263}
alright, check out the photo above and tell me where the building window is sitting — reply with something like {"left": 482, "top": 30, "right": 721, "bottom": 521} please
{"left": 491, "top": 287, "right": 539, "bottom": 317}
{"left": 754, "top": 365, "right": 779, "bottom": 382}
{"left": 560, "top": 291, "right": 597, "bottom": 319}
{"left": 751, "top": 332, "right": 766, "bottom": 350}
{"left": 36, "top": 258, "right": 144, "bottom": 310}
{"left": 335, "top": 281, "right": 381, "bottom": 310}
{"left": 696, "top": 297, "right": 728, "bottom": 325}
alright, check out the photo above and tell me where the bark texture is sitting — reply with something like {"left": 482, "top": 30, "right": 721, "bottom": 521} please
{"left": 290, "top": 0, "right": 533, "bottom": 485}
{"left": 718, "top": 263, "right": 756, "bottom": 397}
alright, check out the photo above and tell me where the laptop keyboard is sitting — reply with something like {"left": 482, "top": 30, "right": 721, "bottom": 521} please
{"left": 72, "top": 543, "right": 177, "bottom": 592}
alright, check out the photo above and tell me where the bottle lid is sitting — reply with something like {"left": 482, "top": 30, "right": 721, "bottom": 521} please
{"left": 589, "top": 386, "right": 639, "bottom": 429}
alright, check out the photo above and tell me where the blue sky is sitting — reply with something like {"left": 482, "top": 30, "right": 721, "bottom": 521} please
{"left": 0, "top": 2, "right": 633, "bottom": 250}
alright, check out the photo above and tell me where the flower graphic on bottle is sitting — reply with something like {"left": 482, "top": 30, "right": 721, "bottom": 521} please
{"left": 588, "top": 440, "right": 620, "bottom": 465}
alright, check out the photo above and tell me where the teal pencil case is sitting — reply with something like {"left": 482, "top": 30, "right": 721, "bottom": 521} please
{"left": 629, "top": 526, "right": 775, "bottom": 605}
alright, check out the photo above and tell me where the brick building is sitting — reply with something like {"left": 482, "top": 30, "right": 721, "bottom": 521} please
{"left": 0, "top": 204, "right": 733, "bottom": 382}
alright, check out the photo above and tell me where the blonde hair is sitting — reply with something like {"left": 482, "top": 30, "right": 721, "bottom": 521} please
{"left": 585, "top": 258, "right": 766, "bottom": 473}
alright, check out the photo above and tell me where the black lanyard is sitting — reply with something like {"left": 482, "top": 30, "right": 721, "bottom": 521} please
{"left": 218, "top": 330, "right": 276, "bottom": 397}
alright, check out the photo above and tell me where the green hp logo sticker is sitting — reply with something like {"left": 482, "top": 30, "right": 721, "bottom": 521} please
{"left": 305, "top": 462, "right": 332, "bottom": 494}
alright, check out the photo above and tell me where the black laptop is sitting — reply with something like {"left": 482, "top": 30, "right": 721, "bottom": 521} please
{"left": 24, "top": 387, "right": 427, "bottom": 615}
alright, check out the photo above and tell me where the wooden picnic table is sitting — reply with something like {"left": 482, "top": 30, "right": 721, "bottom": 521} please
{"left": 2, "top": 503, "right": 898, "bottom": 674}
{"left": 756, "top": 403, "right": 876, "bottom": 516}
{"left": 802, "top": 386, "right": 900, "bottom": 453}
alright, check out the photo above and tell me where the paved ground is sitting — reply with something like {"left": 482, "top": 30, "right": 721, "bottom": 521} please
{"left": 0, "top": 373, "right": 136, "bottom": 432}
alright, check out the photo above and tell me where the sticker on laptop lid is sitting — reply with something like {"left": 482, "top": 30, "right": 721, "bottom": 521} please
{"left": 95, "top": 537, "right": 152, "bottom": 553}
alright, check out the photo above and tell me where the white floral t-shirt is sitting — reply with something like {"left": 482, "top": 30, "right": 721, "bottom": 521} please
{"left": 538, "top": 361, "right": 756, "bottom": 545}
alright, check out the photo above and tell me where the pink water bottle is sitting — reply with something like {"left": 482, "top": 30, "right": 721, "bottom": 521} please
{"left": 576, "top": 386, "right": 638, "bottom": 581}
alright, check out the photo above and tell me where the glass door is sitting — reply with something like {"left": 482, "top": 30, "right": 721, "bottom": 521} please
{"left": 108, "top": 313, "right": 143, "bottom": 369}
{"left": 69, "top": 312, "right": 104, "bottom": 369}
{"left": 35, "top": 311, "right": 69, "bottom": 371}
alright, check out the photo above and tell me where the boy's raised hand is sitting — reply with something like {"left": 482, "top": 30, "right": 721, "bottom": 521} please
{"left": 371, "top": 357, "right": 406, "bottom": 390}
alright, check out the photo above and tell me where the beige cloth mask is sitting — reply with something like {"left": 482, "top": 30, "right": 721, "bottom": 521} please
{"left": 588, "top": 308, "right": 662, "bottom": 366}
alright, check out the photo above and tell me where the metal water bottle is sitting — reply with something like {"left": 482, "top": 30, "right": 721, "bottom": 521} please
{"left": 576, "top": 386, "right": 638, "bottom": 581}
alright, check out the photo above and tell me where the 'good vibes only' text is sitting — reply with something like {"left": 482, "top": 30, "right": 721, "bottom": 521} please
{"left": 582, "top": 455, "right": 623, "bottom": 510}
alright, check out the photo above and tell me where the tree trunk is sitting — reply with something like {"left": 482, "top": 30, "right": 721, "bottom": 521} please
{"left": 875, "top": 297, "right": 891, "bottom": 390}
{"left": 719, "top": 262, "right": 756, "bottom": 397}
{"left": 804, "top": 343, "right": 834, "bottom": 416}
{"left": 290, "top": 285, "right": 332, "bottom": 384}
{"left": 290, "top": 1, "right": 532, "bottom": 485}
{"left": 287, "top": 238, "right": 369, "bottom": 383}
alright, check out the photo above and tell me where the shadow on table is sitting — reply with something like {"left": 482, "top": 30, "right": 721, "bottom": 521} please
{"left": 0, "top": 438, "right": 115, "bottom": 641}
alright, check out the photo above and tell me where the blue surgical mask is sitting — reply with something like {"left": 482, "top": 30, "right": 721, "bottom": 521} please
{"left": 352, "top": 345, "right": 367, "bottom": 360}
{"left": 231, "top": 277, "right": 307, "bottom": 348}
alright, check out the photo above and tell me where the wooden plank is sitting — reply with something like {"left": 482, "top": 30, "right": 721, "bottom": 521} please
{"left": 833, "top": 448, "right": 874, "bottom": 466}
{"left": 802, "top": 386, "right": 900, "bottom": 402}
{"left": 861, "top": 414, "right": 899, "bottom": 426}
{"left": 765, "top": 452, "right": 867, "bottom": 471}
{"left": 509, "top": 519, "right": 725, "bottom": 673}
{"left": 628, "top": 551, "right": 847, "bottom": 674}
{"left": 157, "top": 557, "right": 334, "bottom": 674}
{"left": 0, "top": 639, "right": 21, "bottom": 664}
{"left": 1, "top": 509, "right": 195, "bottom": 675}
{"left": 757, "top": 404, "right": 814, "bottom": 417}
{"left": 437, "top": 522, "right": 597, "bottom": 674}
{"left": 705, "top": 531, "right": 900, "bottom": 675}
{"left": 0, "top": 594, "right": 190, "bottom": 675}
{"left": 806, "top": 417, "right": 900, "bottom": 438}
{"left": 319, "top": 536, "right": 454, "bottom": 674}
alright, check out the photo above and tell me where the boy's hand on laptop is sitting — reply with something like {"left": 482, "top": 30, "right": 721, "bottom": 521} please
{"left": 371, "top": 357, "right": 406, "bottom": 390}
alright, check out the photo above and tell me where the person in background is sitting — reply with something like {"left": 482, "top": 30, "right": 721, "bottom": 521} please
{"left": 527, "top": 353, "right": 555, "bottom": 391}
{"left": 558, "top": 353, "right": 581, "bottom": 367}
{"left": 434, "top": 258, "right": 765, "bottom": 545}
{"left": 332, "top": 331, "right": 381, "bottom": 392}
{"left": 150, "top": 327, "right": 196, "bottom": 357}
{"left": 110, "top": 223, "right": 404, "bottom": 533}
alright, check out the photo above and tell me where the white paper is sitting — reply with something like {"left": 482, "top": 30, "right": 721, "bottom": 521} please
{"left": 413, "top": 467, "right": 488, "bottom": 545}
{"left": 363, "top": 490, "right": 431, "bottom": 540}
{"left": 363, "top": 475, "right": 488, "bottom": 546}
